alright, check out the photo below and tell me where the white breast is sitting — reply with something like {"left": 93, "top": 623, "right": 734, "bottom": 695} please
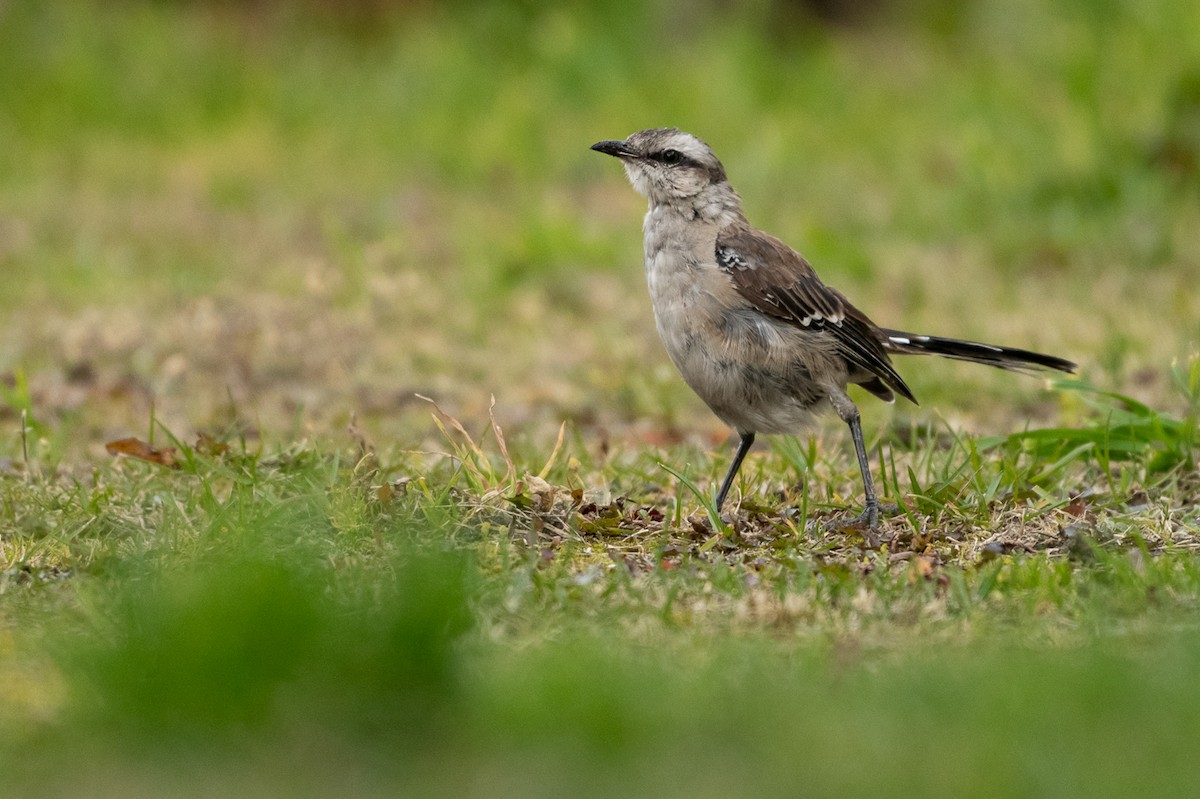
{"left": 638, "top": 206, "right": 836, "bottom": 435}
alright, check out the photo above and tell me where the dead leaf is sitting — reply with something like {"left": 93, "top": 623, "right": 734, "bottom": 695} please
{"left": 509, "top": 474, "right": 557, "bottom": 513}
{"left": 105, "top": 437, "right": 179, "bottom": 468}
{"left": 523, "top": 474, "right": 556, "bottom": 512}
{"left": 1064, "top": 497, "right": 1088, "bottom": 518}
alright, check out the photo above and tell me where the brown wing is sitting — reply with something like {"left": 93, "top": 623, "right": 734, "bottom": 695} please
{"left": 716, "top": 223, "right": 916, "bottom": 404}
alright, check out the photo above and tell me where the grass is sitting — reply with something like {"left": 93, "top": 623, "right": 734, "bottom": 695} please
{"left": 2, "top": 0, "right": 1200, "bottom": 794}
{"left": 4, "top": 434, "right": 1200, "bottom": 796}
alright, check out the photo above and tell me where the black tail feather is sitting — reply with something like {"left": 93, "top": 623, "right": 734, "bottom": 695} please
{"left": 880, "top": 328, "right": 1076, "bottom": 375}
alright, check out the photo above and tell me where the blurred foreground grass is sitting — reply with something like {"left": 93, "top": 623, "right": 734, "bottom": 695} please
{"left": 2, "top": 0, "right": 1200, "bottom": 794}
{"left": 4, "top": 450, "right": 1200, "bottom": 797}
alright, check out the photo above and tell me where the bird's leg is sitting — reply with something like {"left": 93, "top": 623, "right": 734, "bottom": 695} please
{"left": 826, "top": 391, "right": 884, "bottom": 542}
{"left": 714, "top": 432, "right": 755, "bottom": 513}
{"left": 845, "top": 411, "right": 880, "bottom": 529}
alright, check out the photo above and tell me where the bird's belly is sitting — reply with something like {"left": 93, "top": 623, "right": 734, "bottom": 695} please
{"left": 652, "top": 300, "right": 831, "bottom": 435}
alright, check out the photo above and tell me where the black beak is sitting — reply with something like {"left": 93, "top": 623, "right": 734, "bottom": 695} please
{"left": 591, "top": 139, "right": 636, "bottom": 158}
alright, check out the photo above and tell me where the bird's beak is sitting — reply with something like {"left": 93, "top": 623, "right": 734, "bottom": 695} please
{"left": 591, "top": 139, "right": 637, "bottom": 158}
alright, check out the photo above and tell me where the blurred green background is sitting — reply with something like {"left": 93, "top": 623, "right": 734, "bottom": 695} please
{"left": 3, "top": 0, "right": 1199, "bottom": 452}
{"left": 3, "top": 1, "right": 1200, "bottom": 796}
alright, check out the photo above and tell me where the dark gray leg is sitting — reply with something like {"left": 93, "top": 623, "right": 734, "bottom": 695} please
{"left": 715, "top": 432, "right": 755, "bottom": 512}
{"left": 845, "top": 411, "right": 880, "bottom": 529}
{"left": 828, "top": 390, "right": 882, "bottom": 534}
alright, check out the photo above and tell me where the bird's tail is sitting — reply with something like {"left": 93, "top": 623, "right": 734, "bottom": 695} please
{"left": 880, "top": 329, "right": 1076, "bottom": 375}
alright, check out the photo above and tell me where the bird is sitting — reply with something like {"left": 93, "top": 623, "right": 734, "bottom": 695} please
{"left": 591, "top": 128, "right": 1075, "bottom": 534}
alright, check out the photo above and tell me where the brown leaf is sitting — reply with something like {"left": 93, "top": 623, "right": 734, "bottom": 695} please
{"left": 1063, "top": 497, "right": 1088, "bottom": 518}
{"left": 105, "top": 437, "right": 179, "bottom": 468}
{"left": 688, "top": 512, "right": 713, "bottom": 536}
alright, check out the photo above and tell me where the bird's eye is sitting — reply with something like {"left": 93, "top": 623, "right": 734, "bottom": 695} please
{"left": 658, "top": 149, "right": 684, "bottom": 165}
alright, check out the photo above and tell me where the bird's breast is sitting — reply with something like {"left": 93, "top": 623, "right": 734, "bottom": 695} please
{"left": 639, "top": 216, "right": 839, "bottom": 433}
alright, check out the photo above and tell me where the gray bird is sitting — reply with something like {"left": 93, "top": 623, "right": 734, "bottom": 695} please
{"left": 591, "top": 128, "right": 1075, "bottom": 533}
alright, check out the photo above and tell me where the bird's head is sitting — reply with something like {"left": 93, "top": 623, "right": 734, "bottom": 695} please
{"left": 591, "top": 128, "right": 735, "bottom": 211}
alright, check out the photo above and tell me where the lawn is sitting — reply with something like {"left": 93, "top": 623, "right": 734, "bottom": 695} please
{"left": 2, "top": 0, "right": 1200, "bottom": 795}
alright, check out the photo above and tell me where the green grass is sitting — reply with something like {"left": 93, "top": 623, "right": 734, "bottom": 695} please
{"left": 3, "top": 0, "right": 1200, "bottom": 795}
{"left": 4, "top": 440, "right": 1200, "bottom": 796}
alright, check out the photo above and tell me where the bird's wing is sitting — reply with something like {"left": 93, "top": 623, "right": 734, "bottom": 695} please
{"left": 716, "top": 223, "right": 916, "bottom": 404}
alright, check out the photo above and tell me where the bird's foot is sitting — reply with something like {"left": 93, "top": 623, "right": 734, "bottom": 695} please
{"left": 823, "top": 502, "right": 899, "bottom": 548}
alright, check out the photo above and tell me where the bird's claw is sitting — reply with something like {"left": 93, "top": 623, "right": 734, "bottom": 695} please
{"left": 823, "top": 501, "right": 900, "bottom": 548}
